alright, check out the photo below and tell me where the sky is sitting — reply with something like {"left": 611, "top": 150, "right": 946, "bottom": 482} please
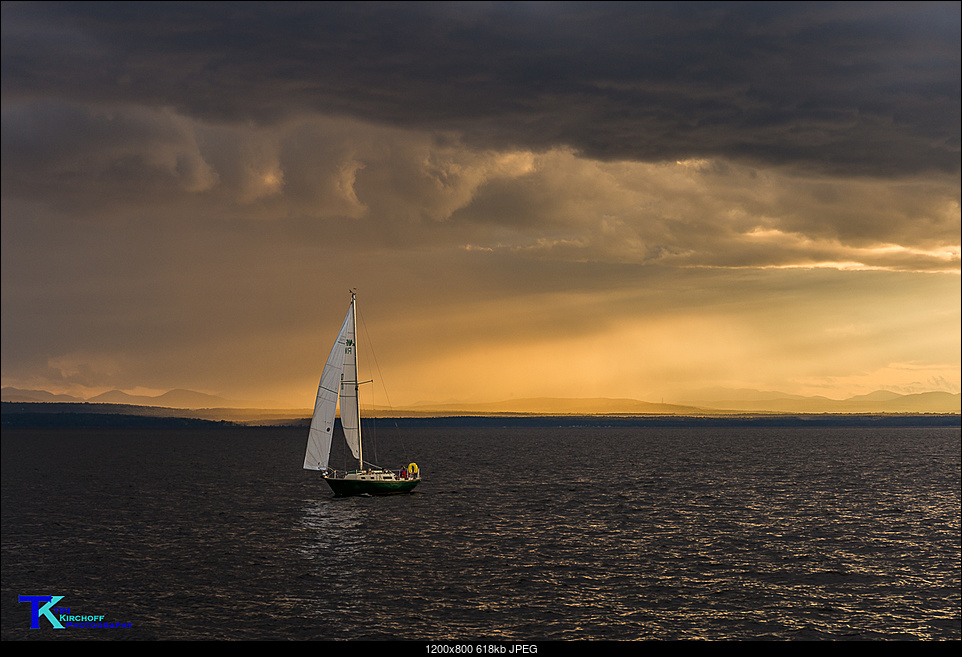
{"left": 2, "top": 2, "right": 959, "bottom": 409}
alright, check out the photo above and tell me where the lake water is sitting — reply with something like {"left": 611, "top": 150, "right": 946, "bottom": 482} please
{"left": 2, "top": 424, "right": 959, "bottom": 641}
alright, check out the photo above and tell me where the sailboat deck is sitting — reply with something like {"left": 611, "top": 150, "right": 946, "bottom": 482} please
{"left": 325, "top": 468, "right": 420, "bottom": 482}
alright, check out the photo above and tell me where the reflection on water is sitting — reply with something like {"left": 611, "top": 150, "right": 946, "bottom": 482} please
{"left": 295, "top": 498, "right": 368, "bottom": 633}
{"left": 2, "top": 426, "right": 959, "bottom": 640}
{"left": 299, "top": 498, "right": 364, "bottom": 556}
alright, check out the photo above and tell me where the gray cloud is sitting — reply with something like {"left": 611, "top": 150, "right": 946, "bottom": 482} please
{"left": 3, "top": 2, "right": 958, "bottom": 176}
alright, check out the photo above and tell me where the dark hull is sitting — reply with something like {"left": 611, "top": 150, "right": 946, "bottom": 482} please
{"left": 324, "top": 476, "right": 420, "bottom": 497}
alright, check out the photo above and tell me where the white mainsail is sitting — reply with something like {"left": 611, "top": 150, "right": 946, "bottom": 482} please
{"left": 303, "top": 303, "right": 353, "bottom": 471}
{"left": 339, "top": 309, "right": 362, "bottom": 462}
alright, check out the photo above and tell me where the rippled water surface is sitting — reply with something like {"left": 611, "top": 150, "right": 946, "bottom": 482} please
{"left": 2, "top": 425, "right": 959, "bottom": 640}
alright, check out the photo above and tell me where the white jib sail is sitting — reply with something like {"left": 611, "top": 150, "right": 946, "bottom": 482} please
{"left": 303, "top": 304, "right": 352, "bottom": 471}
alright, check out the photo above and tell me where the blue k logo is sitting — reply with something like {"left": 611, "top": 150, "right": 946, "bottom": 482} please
{"left": 19, "top": 595, "right": 65, "bottom": 629}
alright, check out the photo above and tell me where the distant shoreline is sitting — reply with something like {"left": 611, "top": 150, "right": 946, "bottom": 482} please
{"left": 2, "top": 401, "right": 958, "bottom": 429}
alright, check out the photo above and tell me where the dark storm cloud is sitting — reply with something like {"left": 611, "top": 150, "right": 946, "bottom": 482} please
{"left": 3, "top": 2, "right": 958, "bottom": 176}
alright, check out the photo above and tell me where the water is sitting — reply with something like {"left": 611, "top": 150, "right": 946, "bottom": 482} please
{"left": 2, "top": 425, "right": 959, "bottom": 641}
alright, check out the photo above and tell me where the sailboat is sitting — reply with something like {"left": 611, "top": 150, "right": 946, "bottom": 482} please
{"left": 303, "top": 291, "right": 420, "bottom": 496}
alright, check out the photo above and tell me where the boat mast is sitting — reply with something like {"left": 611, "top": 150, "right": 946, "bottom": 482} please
{"left": 351, "top": 290, "right": 363, "bottom": 471}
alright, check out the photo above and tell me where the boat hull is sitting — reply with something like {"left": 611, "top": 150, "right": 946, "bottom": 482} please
{"left": 324, "top": 476, "right": 420, "bottom": 497}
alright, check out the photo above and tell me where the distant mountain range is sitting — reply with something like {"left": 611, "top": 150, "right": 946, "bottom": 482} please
{"left": 3, "top": 386, "right": 958, "bottom": 415}
{"left": 1, "top": 387, "right": 268, "bottom": 409}
{"left": 673, "top": 390, "right": 960, "bottom": 414}
{"left": 404, "top": 397, "right": 704, "bottom": 415}
{"left": 88, "top": 388, "right": 235, "bottom": 408}
{"left": 404, "top": 392, "right": 960, "bottom": 415}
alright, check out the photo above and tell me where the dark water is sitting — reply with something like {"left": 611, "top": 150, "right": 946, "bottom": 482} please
{"left": 2, "top": 425, "right": 959, "bottom": 641}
